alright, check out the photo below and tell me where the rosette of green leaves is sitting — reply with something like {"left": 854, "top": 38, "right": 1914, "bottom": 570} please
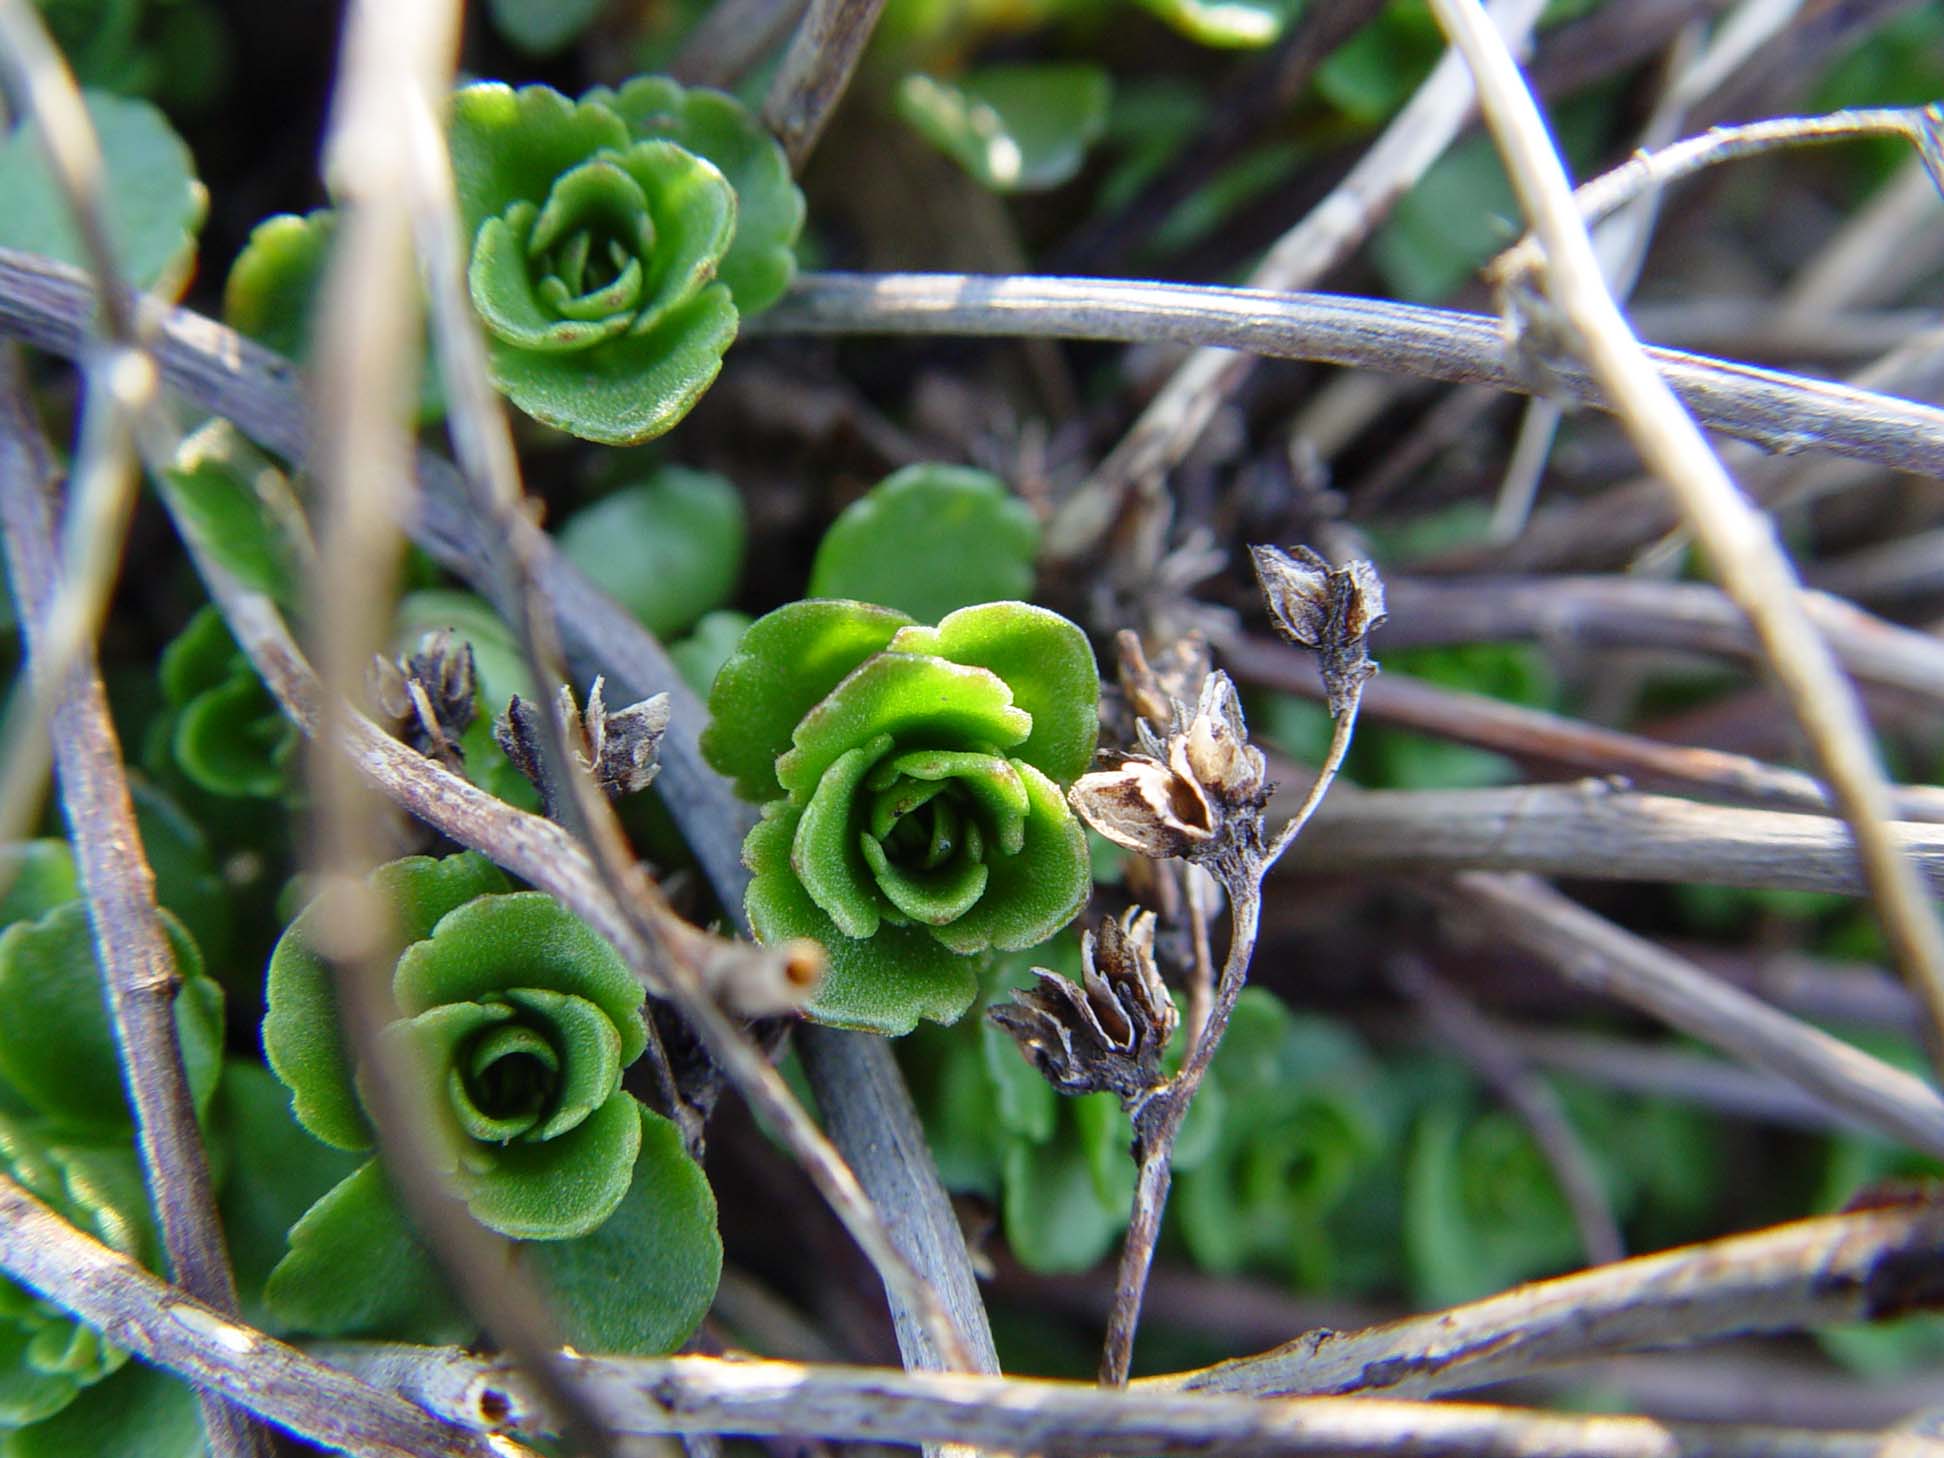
{"left": 150, "top": 605, "right": 296, "bottom": 800}
{"left": 703, "top": 601, "right": 1099, "bottom": 1034}
{"left": 261, "top": 852, "right": 719, "bottom": 1353}
{"left": 450, "top": 76, "right": 803, "bottom": 443}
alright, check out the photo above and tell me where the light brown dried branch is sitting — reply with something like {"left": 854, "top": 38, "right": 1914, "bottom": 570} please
{"left": 1150, "top": 1199, "right": 1944, "bottom": 1399}
{"left": 761, "top": 0, "right": 887, "bottom": 171}
{"left": 0, "top": 1170, "right": 528, "bottom": 1458}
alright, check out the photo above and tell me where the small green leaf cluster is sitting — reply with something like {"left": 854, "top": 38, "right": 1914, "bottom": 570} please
{"left": 704, "top": 599, "right": 1099, "bottom": 1033}
{"left": 226, "top": 75, "right": 803, "bottom": 445}
{"left": 34, "top": 0, "right": 231, "bottom": 112}
{"left": 261, "top": 852, "right": 721, "bottom": 1355}
{"left": 0, "top": 845, "right": 224, "bottom": 1455}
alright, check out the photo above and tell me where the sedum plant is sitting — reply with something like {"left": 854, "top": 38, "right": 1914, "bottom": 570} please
{"left": 703, "top": 600, "right": 1099, "bottom": 1034}
{"left": 261, "top": 852, "right": 720, "bottom": 1354}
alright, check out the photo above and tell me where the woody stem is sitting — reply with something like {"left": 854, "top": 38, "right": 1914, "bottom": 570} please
{"left": 1099, "top": 877, "right": 1262, "bottom": 1386}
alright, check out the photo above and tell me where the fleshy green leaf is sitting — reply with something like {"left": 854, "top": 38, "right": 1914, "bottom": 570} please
{"left": 159, "top": 419, "right": 305, "bottom": 611}
{"left": 888, "top": 601, "right": 1099, "bottom": 785}
{"left": 485, "top": 0, "right": 603, "bottom": 55}
{"left": 596, "top": 75, "right": 805, "bottom": 313}
{"left": 0, "top": 903, "right": 222, "bottom": 1135}
{"left": 1134, "top": 0, "right": 1301, "bottom": 47}
{"left": 484, "top": 284, "right": 737, "bottom": 444}
{"left": 669, "top": 610, "right": 752, "bottom": 697}
{"left": 390, "top": 891, "right": 645, "bottom": 1066}
{"left": 0, "top": 842, "right": 78, "bottom": 934}
{"left": 557, "top": 467, "right": 746, "bottom": 640}
{"left": 1001, "top": 1092, "right": 1131, "bottom": 1273}
{"left": 264, "top": 1159, "right": 468, "bottom": 1343}
{"left": 449, "top": 83, "right": 631, "bottom": 242}
{"left": 448, "top": 1086, "right": 641, "bottom": 1240}
{"left": 701, "top": 599, "right": 915, "bottom": 805}
{"left": 0, "top": 90, "right": 205, "bottom": 293}
{"left": 264, "top": 852, "right": 510, "bottom": 1152}
{"left": 775, "top": 653, "right": 1030, "bottom": 803}
{"left": 923, "top": 760, "right": 1087, "bottom": 954}
{"left": 744, "top": 804, "right": 979, "bottom": 1034}
{"left": 808, "top": 465, "right": 1039, "bottom": 624}
{"left": 211, "top": 1059, "right": 364, "bottom": 1332}
{"left": 896, "top": 65, "right": 1111, "bottom": 192}
{"left": 128, "top": 780, "right": 235, "bottom": 976}
{"left": 2, "top": 1355, "right": 205, "bottom": 1458}
{"left": 523, "top": 1099, "right": 721, "bottom": 1354}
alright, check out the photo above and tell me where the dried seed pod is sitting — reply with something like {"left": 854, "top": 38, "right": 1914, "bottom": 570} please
{"left": 1250, "top": 544, "right": 1386, "bottom": 717}
{"left": 368, "top": 629, "right": 477, "bottom": 774}
{"left": 988, "top": 909, "right": 1176, "bottom": 1104}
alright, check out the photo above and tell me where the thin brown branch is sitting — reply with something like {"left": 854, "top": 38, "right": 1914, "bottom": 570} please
{"left": 327, "top": 1342, "right": 1944, "bottom": 1458}
{"left": 747, "top": 272, "right": 1944, "bottom": 479}
{"left": 761, "top": 0, "right": 887, "bottom": 171}
{"left": 1226, "top": 633, "right": 1944, "bottom": 822}
{"left": 1420, "top": 872, "right": 1944, "bottom": 1157}
{"left": 1425, "top": 0, "right": 1944, "bottom": 1058}
{"left": 0, "top": 1170, "right": 529, "bottom": 1458}
{"left": 1372, "top": 576, "right": 1944, "bottom": 709}
{"left": 1148, "top": 1199, "right": 1944, "bottom": 1399}
{"left": 1277, "top": 781, "right": 1944, "bottom": 899}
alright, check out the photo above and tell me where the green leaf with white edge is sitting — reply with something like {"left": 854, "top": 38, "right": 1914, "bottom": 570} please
{"left": 522, "top": 1099, "right": 722, "bottom": 1354}
{"left": 486, "top": 0, "right": 603, "bottom": 54}
{"left": 484, "top": 284, "right": 738, "bottom": 445}
{"left": 701, "top": 599, "right": 915, "bottom": 804}
{"left": 896, "top": 65, "right": 1111, "bottom": 192}
{"left": 2, "top": 1354, "right": 206, "bottom": 1458}
{"left": 264, "top": 1159, "right": 469, "bottom": 1343}
{"left": 0, "top": 903, "right": 221, "bottom": 1136}
{"left": 809, "top": 465, "right": 1039, "bottom": 625}
{"left": 557, "top": 467, "right": 746, "bottom": 640}
{"left": 211, "top": 1059, "right": 363, "bottom": 1332}
{"left": 744, "top": 803, "right": 979, "bottom": 1034}
{"left": 160, "top": 419, "right": 305, "bottom": 611}
{"left": 1134, "top": 0, "right": 1301, "bottom": 47}
{"left": 0, "top": 842, "right": 77, "bottom": 935}
{"left": 449, "top": 83, "right": 631, "bottom": 241}
{"left": 669, "top": 609, "right": 752, "bottom": 697}
{"left": 888, "top": 601, "right": 1099, "bottom": 786}
{"left": 0, "top": 90, "right": 205, "bottom": 293}
{"left": 596, "top": 75, "right": 805, "bottom": 314}
{"left": 264, "top": 852, "right": 510, "bottom": 1152}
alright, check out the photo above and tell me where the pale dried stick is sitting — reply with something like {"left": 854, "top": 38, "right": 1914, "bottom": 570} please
{"left": 1425, "top": 0, "right": 1944, "bottom": 1068}
{"left": 304, "top": 5, "right": 621, "bottom": 1449}
{"left": 393, "top": 84, "right": 976, "bottom": 1376}
{"left": 1149, "top": 1199, "right": 1944, "bottom": 1399}
{"left": 761, "top": 0, "right": 887, "bottom": 171}
{"left": 0, "top": 1171, "right": 531, "bottom": 1458}
{"left": 1274, "top": 781, "right": 1944, "bottom": 900}
{"left": 1423, "top": 872, "right": 1944, "bottom": 1158}
{"left": 1045, "top": 0, "right": 1548, "bottom": 560}
{"left": 329, "top": 1344, "right": 1944, "bottom": 1458}
{"left": 751, "top": 273, "right": 1944, "bottom": 476}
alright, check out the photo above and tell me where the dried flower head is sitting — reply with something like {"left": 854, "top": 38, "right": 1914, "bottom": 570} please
{"left": 1069, "top": 670, "right": 1267, "bottom": 867}
{"left": 988, "top": 908, "right": 1177, "bottom": 1104}
{"left": 1113, "top": 628, "right": 1212, "bottom": 734}
{"left": 496, "top": 677, "right": 671, "bottom": 809}
{"left": 368, "top": 629, "right": 477, "bottom": 774}
{"left": 1250, "top": 544, "right": 1387, "bottom": 717}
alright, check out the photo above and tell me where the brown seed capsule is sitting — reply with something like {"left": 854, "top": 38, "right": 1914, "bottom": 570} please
{"left": 367, "top": 628, "right": 477, "bottom": 774}
{"left": 1069, "top": 753, "right": 1215, "bottom": 862}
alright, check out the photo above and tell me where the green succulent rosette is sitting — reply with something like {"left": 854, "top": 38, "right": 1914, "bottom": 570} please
{"left": 703, "top": 600, "right": 1099, "bottom": 1034}
{"left": 449, "top": 76, "right": 801, "bottom": 444}
{"left": 261, "top": 852, "right": 720, "bottom": 1353}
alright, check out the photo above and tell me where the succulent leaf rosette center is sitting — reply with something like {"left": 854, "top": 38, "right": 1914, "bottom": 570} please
{"left": 703, "top": 601, "right": 1101, "bottom": 1034}
{"left": 265, "top": 854, "right": 649, "bottom": 1241}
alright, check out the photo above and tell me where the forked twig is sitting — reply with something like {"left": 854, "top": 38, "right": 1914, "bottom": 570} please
{"left": 1425, "top": 0, "right": 1944, "bottom": 1071}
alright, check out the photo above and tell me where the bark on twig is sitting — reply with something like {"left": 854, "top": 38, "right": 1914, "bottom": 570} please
{"left": 761, "top": 0, "right": 888, "bottom": 170}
